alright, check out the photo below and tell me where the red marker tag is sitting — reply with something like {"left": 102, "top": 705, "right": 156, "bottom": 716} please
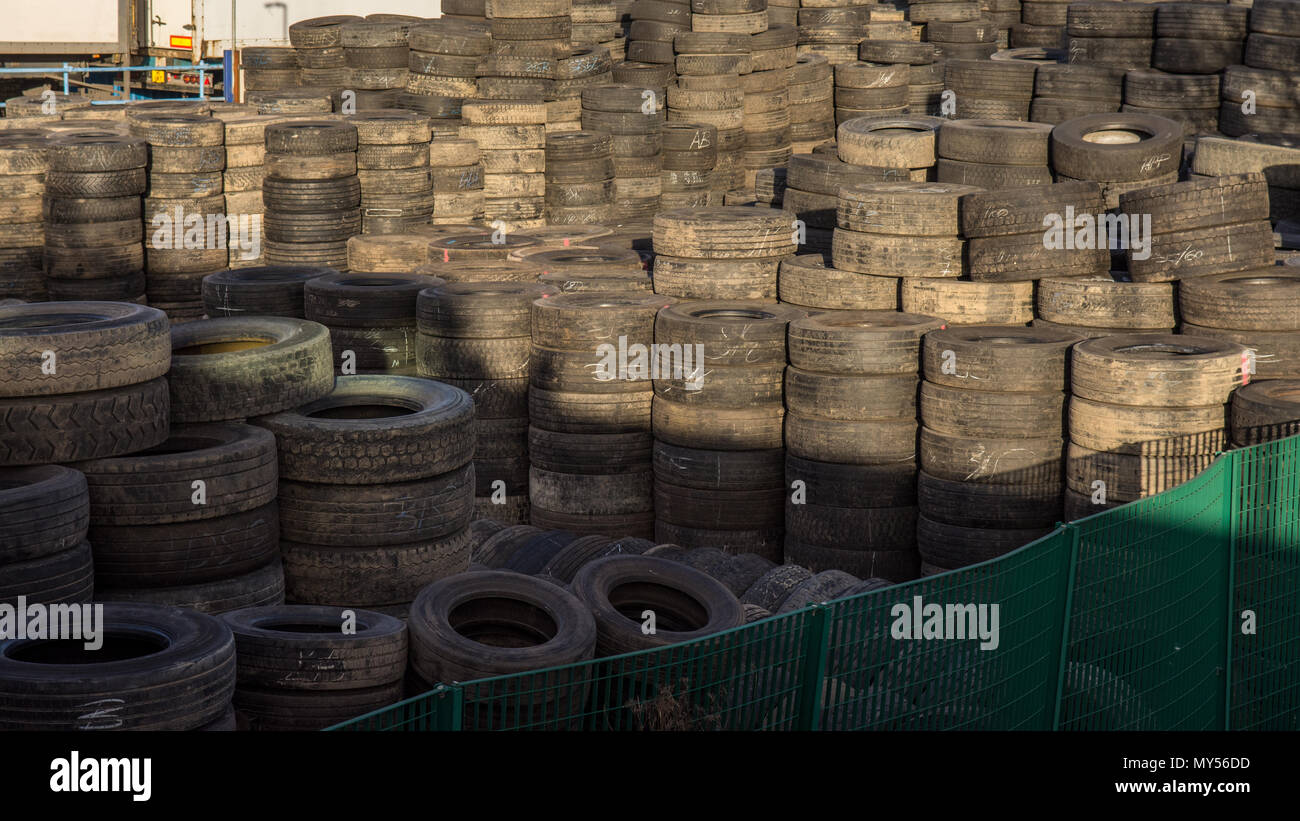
{"left": 443, "top": 249, "right": 450, "bottom": 263}
{"left": 1242, "top": 351, "right": 1251, "bottom": 386}
{"left": 563, "top": 238, "right": 570, "bottom": 247}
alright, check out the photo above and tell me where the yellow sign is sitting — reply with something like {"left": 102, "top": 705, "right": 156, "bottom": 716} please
{"left": 151, "top": 70, "right": 165, "bottom": 84}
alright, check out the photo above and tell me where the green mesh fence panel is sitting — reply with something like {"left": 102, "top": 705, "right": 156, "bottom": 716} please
{"left": 1232, "top": 437, "right": 1300, "bottom": 730}
{"left": 328, "top": 437, "right": 1300, "bottom": 732}
{"left": 823, "top": 530, "right": 1070, "bottom": 730}
{"left": 1059, "top": 459, "right": 1229, "bottom": 730}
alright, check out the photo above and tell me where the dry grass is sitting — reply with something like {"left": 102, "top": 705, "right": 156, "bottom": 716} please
{"left": 626, "top": 679, "right": 723, "bottom": 731}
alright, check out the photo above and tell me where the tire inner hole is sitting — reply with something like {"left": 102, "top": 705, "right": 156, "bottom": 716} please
{"left": 8, "top": 631, "right": 169, "bottom": 665}
{"left": 174, "top": 337, "right": 275, "bottom": 355}
{"left": 449, "top": 597, "right": 558, "bottom": 648}
{"left": 608, "top": 581, "right": 708, "bottom": 633}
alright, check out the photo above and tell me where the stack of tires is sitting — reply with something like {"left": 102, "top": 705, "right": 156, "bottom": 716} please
{"left": 651, "top": 299, "right": 805, "bottom": 559}
{"left": 860, "top": 40, "right": 943, "bottom": 118}
{"left": 214, "top": 112, "right": 271, "bottom": 270}
{"left": 1221, "top": 1, "right": 1300, "bottom": 137}
{"left": 935, "top": 119, "right": 1053, "bottom": 189}
{"left": 80, "top": 423, "right": 284, "bottom": 614}
{"left": 782, "top": 153, "right": 913, "bottom": 260}
{"left": 919, "top": 325, "right": 1080, "bottom": 572}
{"left": 692, "top": 0, "right": 767, "bottom": 35}
{"left": 944, "top": 59, "right": 1037, "bottom": 121}
{"left": 777, "top": 253, "right": 897, "bottom": 310}
{"left": 42, "top": 134, "right": 148, "bottom": 303}
{"left": 255, "top": 375, "right": 476, "bottom": 618}
{"left": 574, "top": 1, "right": 625, "bottom": 61}
{"left": 583, "top": 85, "right": 666, "bottom": 219}
{"left": 666, "top": 69, "right": 744, "bottom": 197}
{"left": 652, "top": 206, "right": 794, "bottom": 301}
{"left": 0, "top": 602, "right": 236, "bottom": 730}
{"left": 552, "top": 47, "right": 616, "bottom": 133}
{"left": 526, "top": 245, "right": 651, "bottom": 293}
{"left": 1030, "top": 63, "right": 1123, "bottom": 124}
{"left": 937, "top": 181, "right": 1108, "bottom": 326}
{"left": 1, "top": 304, "right": 167, "bottom": 609}
{"left": 1122, "top": 70, "right": 1220, "bottom": 139}
{"left": 1230, "top": 379, "right": 1300, "bottom": 447}
{"left": 1066, "top": 2, "right": 1154, "bottom": 70}
{"left": 131, "top": 113, "right": 227, "bottom": 323}
{"left": 417, "top": 281, "right": 554, "bottom": 523}
{"left": 1050, "top": 112, "right": 1183, "bottom": 209}
{"left": 924, "top": 19, "right": 998, "bottom": 62}
{"left": 399, "top": 19, "right": 488, "bottom": 136}
{"left": 242, "top": 47, "right": 301, "bottom": 94}
{"left": 262, "top": 120, "right": 360, "bottom": 272}
{"left": 1154, "top": 3, "right": 1247, "bottom": 76}
{"left": 1119, "top": 173, "right": 1274, "bottom": 284}
{"left": 341, "top": 19, "right": 412, "bottom": 111}
{"left": 1191, "top": 135, "right": 1300, "bottom": 226}
{"left": 429, "top": 138, "right": 486, "bottom": 224}
{"left": 351, "top": 110, "right": 434, "bottom": 234}
{"left": 787, "top": 54, "right": 835, "bottom": 152}
{"left": 222, "top": 605, "right": 406, "bottom": 731}
{"left": 1017, "top": 0, "right": 1069, "bottom": 45}
{"left": 1066, "top": 334, "right": 1245, "bottom": 519}
{"left": 784, "top": 311, "right": 942, "bottom": 580}
{"left": 660, "top": 122, "right": 718, "bottom": 209}
{"left": 743, "top": 26, "right": 796, "bottom": 187}
{"left": 0, "top": 131, "right": 49, "bottom": 301}
{"left": 529, "top": 293, "right": 673, "bottom": 538}
{"left": 461, "top": 99, "right": 547, "bottom": 230}
{"left": 545, "top": 131, "right": 616, "bottom": 224}
{"left": 290, "top": 15, "right": 358, "bottom": 91}
{"left": 1179, "top": 269, "right": 1300, "bottom": 382}
{"left": 833, "top": 182, "right": 977, "bottom": 290}
{"left": 833, "top": 61, "right": 907, "bottom": 126}
{"left": 626, "top": 0, "right": 691, "bottom": 66}
{"left": 836, "top": 116, "right": 940, "bottom": 181}
{"left": 1035, "top": 275, "right": 1176, "bottom": 338}
{"left": 201, "top": 265, "right": 333, "bottom": 319}
{"left": 794, "top": 3, "right": 863, "bottom": 65}
{"left": 304, "top": 272, "right": 442, "bottom": 377}
{"left": 0, "top": 464, "right": 92, "bottom": 608}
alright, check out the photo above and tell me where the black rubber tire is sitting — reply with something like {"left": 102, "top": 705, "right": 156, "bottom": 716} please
{"left": 1231, "top": 379, "right": 1300, "bottom": 447}
{"left": 168, "top": 316, "right": 335, "bottom": 423}
{"left": 570, "top": 555, "right": 744, "bottom": 656}
{"left": 0, "top": 540, "right": 94, "bottom": 606}
{"left": 0, "top": 301, "right": 170, "bottom": 398}
{"left": 281, "top": 531, "right": 470, "bottom": 607}
{"left": 740, "top": 564, "right": 813, "bottom": 611}
{"left": 922, "top": 325, "right": 1083, "bottom": 392}
{"left": 252, "top": 374, "right": 475, "bottom": 484}
{"left": 222, "top": 604, "right": 406, "bottom": 690}
{"left": 202, "top": 266, "right": 336, "bottom": 318}
{"left": 75, "top": 421, "right": 277, "bottom": 525}
{"left": 0, "top": 465, "right": 89, "bottom": 563}
{"left": 0, "top": 377, "right": 170, "bottom": 466}
{"left": 1049, "top": 112, "right": 1183, "bottom": 182}
{"left": 408, "top": 569, "right": 597, "bottom": 684}
{"left": 0, "top": 602, "right": 236, "bottom": 730}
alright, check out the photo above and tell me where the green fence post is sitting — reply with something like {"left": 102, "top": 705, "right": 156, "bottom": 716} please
{"left": 1051, "top": 522, "right": 1081, "bottom": 731}
{"left": 433, "top": 684, "right": 464, "bottom": 731}
{"left": 1221, "top": 452, "right": 1240, "bottom": 731}
{"left": 795, "top": 605, "right": 832, "bottom": 731}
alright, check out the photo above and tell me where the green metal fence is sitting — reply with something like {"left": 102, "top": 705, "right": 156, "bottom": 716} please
{"left": 330, "top": 434, "right": 1300, "bottom": 731}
